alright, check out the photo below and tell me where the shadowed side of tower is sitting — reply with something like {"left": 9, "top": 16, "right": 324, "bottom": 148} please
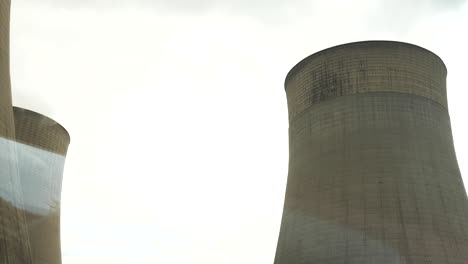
{"left": 0, "top": 1, "right": 34, "bottom": 263}
{"left": 13, "top": 107, "right": 70, "bottom": 264}
{"left": 0, "top": 0, "right": 14, "bottom": 138}
{"left": 274, "top": 41, "right": 468, "bottom": 263}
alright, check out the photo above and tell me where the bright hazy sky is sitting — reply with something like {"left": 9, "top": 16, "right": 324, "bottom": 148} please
{"left": 8, "top": 0, "right": 468, "bottom": 263}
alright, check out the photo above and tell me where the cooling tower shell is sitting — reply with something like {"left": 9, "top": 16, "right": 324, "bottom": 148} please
{"left": 13, "top": 107, "right": 70, "bottom": 156}
{"left": 275, "top": 41, "right": 468, "bottom": 263}
{"left": 13, "top": 107, "right": 70, "bottom": 264}
{"left": 0, "top": 1, "right": 34, "bottom": 263}
{"left": 1, "top": 1, "right": 70, "bottom": 263}
{"left": 0, "top": 0, "right": 14, "bottom": 139}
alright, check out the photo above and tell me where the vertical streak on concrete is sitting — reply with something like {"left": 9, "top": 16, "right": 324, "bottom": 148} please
{"left": 0, "top": 0, "right": 14, "bottom": 138}
{"left": 0, "top": 0, "right": 33, "bottom": 263}
{"left": 275, "top": 41, "right": 468, "bottom": 263}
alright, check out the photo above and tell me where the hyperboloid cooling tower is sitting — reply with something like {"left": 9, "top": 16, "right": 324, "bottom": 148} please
{"left": 274, "top": 41, "right": 468, "bottom": 263}
{"left": 14, "top": 107, "right": 70, "bottom": 264}
{"left": 0, "top": 1, "right": 70, "bottom": 263}
{"left": 1, "top": 1, "right": 33, "bottom": 263}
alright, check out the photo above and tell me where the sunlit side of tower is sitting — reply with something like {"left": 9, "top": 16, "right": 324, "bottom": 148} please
{"left": 0, "top": 1, "right": 70, "bottom": 263}
{"left": 275, "top": 41, "right": 468, "bottom": 263}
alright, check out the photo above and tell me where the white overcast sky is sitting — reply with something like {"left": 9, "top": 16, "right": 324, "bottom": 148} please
{"left": 7, "top": 0, "right": 468, "bottom": 263}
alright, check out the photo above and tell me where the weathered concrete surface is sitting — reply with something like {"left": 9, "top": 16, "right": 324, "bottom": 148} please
{"left": 0, "top": 0, "right": 14, "bottom": 139}
{"left": 13, "top": 107, "right": 70, "bottom": 264}
{"left": 0, "top": 1, "right": 70, "bottom": 263}
{"left": 275, "top": 41, "right": 468, "bottom": 263}
{"left": 0, "top": 1, "right": 34, "bottom": 263}
{"left": 14, "top": 107, "right": 70, "bottom": 156}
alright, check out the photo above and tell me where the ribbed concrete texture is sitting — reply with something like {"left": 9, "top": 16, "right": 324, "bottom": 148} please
{"left": 14, "top": 107, "right": 70, "bottom": 156}
{"left": 14, "top": 107, "right": 70, "bottom": 264}
{"left": 274, "top": 41, "right": 468, "bottom": 263}
{"left": 0, "top": 0, "right": 14, "bottom": 138}
{"left": 0, "top": 1, "right": 33, "bottom": 263}
{"left": 0, "top": 1, "right": 70, "bottom": 263}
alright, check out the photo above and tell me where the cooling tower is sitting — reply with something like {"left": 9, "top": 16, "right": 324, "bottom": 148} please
{"left": 274, "top": 41, "right": 468, "bottom": 263}
{"left": 0, "top": 0, "right": 14, "bottom": 138}
{"left": 14, "top": 107, "right": 70, "bottom": 264}
{"left": 1, "top": 1, "right": 33, "bottom": 263}
{"left": 1, "top": 1, "right": 70, "bottom": 263}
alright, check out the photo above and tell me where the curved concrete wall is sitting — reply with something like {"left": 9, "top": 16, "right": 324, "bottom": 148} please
{"left": 13, "top": 107, "right": 70, "bottom": 156}
{"left": 0, "top": 2, "right": 70, "bottom": 263}
{"left": 275, "top": 41, "right": 468, "bottom": 263}
{"left": 0, "top": 1, "right": 34, "bottom": 263}
{"left": 0, "top": 0, "right": 14, "bottom": 139}
{"left": 285, "top": 41, "right": 447, "bottom": 122}
{"left": 13, "top": 107, "right": 70, "bottom": 264}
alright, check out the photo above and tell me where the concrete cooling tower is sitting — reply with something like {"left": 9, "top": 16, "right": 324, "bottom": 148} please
{"left": 14, "top": 107, "right": 70, "bottom": 264}
{"left": 1, "top": 1, "right": 33, "bottom": 262}
{"left": 0, "top": 1, "right": 70, "bottom": 263}
{"left": 0, "top": 0, "right": 14, "bottom": 139}
{"left": 274, "top": 41, "right": 468, "bottom": 263}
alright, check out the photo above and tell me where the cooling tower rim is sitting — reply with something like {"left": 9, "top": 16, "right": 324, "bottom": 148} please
{"left": 12, "top": 106, "right": 71, "bottom": 144}
{"left": 284, "top": 40, "right": 447, "bottom": 88}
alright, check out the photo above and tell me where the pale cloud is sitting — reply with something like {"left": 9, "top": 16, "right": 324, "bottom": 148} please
{"left": 20, "top": 0, "right": 467, "bottom": 9}
{"left": 14, "top": 0, "right": 468, "bottom": 29}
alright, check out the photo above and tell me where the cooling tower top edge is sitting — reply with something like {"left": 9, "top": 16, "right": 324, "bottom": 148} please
{"left": 284, "top": 40, "right": 447, "bottom": 88}
{"left": 12, "top": 106, "right": 71, "bottom": 144}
